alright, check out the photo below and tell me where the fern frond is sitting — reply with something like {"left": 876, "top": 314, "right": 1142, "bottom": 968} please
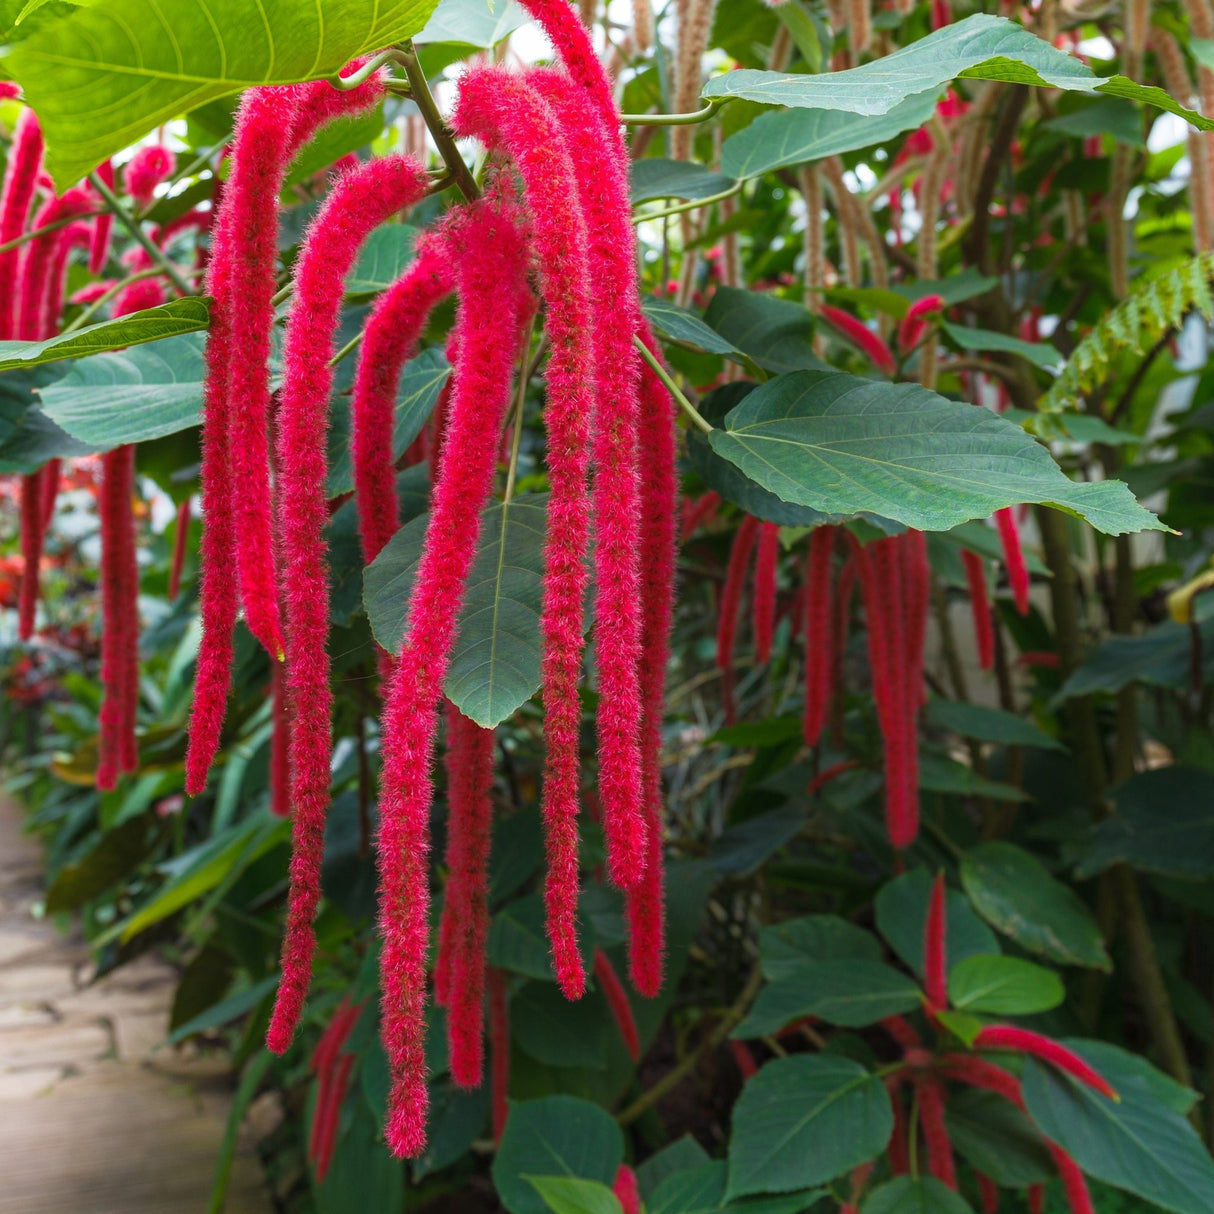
{"left": 1042, "top": 252, "right": 1214, "bottom": 414}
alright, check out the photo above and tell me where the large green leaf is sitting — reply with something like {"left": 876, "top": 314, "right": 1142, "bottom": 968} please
{"left": 642, "top": 296, "right": 754, "bottom": 365}
{"left": 416, "top": 0, "right": 526, "bottom": 48}
{"left": 1075, "top": 767, "right": 1214, "bottom": 881}
{"left": 650, "top": 1161, "right": 824, "bottom": 1214}
{"left": 39, "top": 333, "right": 205, "bottom": 447}
{"left": 7, "top": 0, "right": 441, "bottom": 188}
{"left": 701, "top": 14, "right": 1214, "bottom": 133}
{"left": 860, "top": 1177, "right": 975, "bottom": 1213}
{"left": 1022, "top": 1040, "right": 1214, "bottom": 1214}
{"left": 725, "top": 1055, "right": 892, "bottom": 1199}
{"left": 734, "top": 960, "right": 921, "bottom": 1036}
{"left": 703, "top": 289, "right": 829, "bottom": 376}
{"left": 922, "top": 699, "right": 1065, "bottom": 751}
{"left": 0, "top": 299, "right": 209, "bottom": 374}
{"left": 961, "top": 841, "right": 1110, "bottom": 969}
{"left": 345, "top": 225, "right": 419, "bottom": 297}
{"left": 947, "top": 954, "right": 1064, "bottom": 1015}
{"left": 525, "top": 1177, "right": 622, "bottom": 1214}
{"left": 1057, "top": 614, "right": 1214, "bottom": 699}
{"left": 939, "top": 321, "right": 1061, "bottom": 372}
{"left": 758, "top": 914, "right": 883, "bottom": 981}
{"left": 944, "top": 1089, "right": 1054, "bottom": 1187}
{"left": 364, "top": 493, "right": 551, "bottom": 728}
{"left": 492, "top": 1096, "right": 623, "bottom": 1214}
{"left": 720, "top": 90, "right": 938, "bottom": 179}
{"left": 631, "top": 158, "right": 736, "bottom": 203}
{"left": 511, "top": 982, "right": 610, "bottom": 1071}
{"left": 706, "top": 370, "right": 1165, "bottom": 535}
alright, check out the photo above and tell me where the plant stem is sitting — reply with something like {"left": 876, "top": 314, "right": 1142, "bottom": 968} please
{"left": 621, "top": 98, "right": 727, "bottom": 125}
{"left": 0, "top": 210, "right": 105, "bottom": 256}
{"left": 633, "top": 335, "right": 713, "bottom": 434}
{"left": 633, "top": 180, "right": 744, "bottom": 225}
{"left": 61, "top": 266, "right": 190, "bottom": 333}
{"left": 503, "top": 320, "right": 536, "bottom": 504}
{"left": 88, "top": 170, "right": 196, "bottom": 298}
{"left": 399, "top": 43, "right": 480, "bottom": 203}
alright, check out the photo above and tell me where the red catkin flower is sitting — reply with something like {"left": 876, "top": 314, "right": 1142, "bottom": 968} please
{"left": 819, "top": 305, "right": 897, "bottom": 376}
{"left": 730, "top": 1038, "right": 758, "bottom": 1079}
{"left": 940, "top": 1053, "right": 1023, "bottom": 1105}
{"left": 717, "top": 515, "right": 761, "bottom": 672}
{"left": 881, "top": 1014, "right": 921, "bottom": 1050}
{"left": 17, "top": 474, "right": 43, "bottom": 641}
{"left": 351, "top": 239, "right": 455, "bottom": 567}
{"left": 681, "top": 490, "right": 721, "bottom": 542}
{"left": 440, "top": 704, "right": 497, "bottom": 1089}
{"left": 40, "top": 220, "right": 92, "bottom": 338}
{"left": 308, "top": 1000, "right": 363, "bottom": 1183}
{"left": 124, "top": 144, "right": 176, "bottom": 207}
{"left": 266, "top": 155, "right": 430, "bottom": 1059}
{"left": 962, "top": 549, "right": 995, "bottom": 669}
{"left": 0, "top": 108, "right": 43, "bottom": 340}
{"left": 918, "top": 1076, "right": 957, "bottom": 1189}
{"left": 18, "top": 186, "right": 94, "bottom": 339}
{"left": 453, "top": 68, "right": 599, "bottom": 1004}
{"left": 897, "top": 293, "right": 946, "bottom": 353}
{"left": 924, "top": 870, "right": 948, "bottom": 1010}
{"left": 168, "top": 498, "right": 190, "bottom": 600}
{"left": 488, "top": 967, "right": 510, "bottom": 1144}
{"left": 972, "top": 1027, "right": 1118, "bottom": 1100}
{"left": 802, "top": 525, "right": 836, "bottom": 747}
{"left": 1049, "top": 1143, "right": 1096, "bottom": 1214}
{"left": 110, "top": 275, "right": 167, "bottom": 317}
{"left": 70, "top": 281, "right": 115, "bottom": 306}
{"left": 753, "top": 521, "right": 780, "bottom": 663}
{"left": 886, "top": 1078, "right": 911, "bottom": 1176}
{"left": 89, "top": 159, "right": 114, "bottom": 274}
{"left": 593, "top": 948, "right": 640, "bottom": 1061}
{"left": 532, "top": 68, "right": 647, "bottom": 895}
{"left": 613, "top": 1165, "right": 641, "bottom": 1214}
{"left": 978, "top": 1173, "right": 1000, "bottom": 1213}
{"left": 808, "top": 758, "right": 859, "bottom": 795}
{"left": 39, "top": 460, "right": 60, "bottom": 532}
{"left": 626, "top": 326, "right": 677, "bottom": 998}
{"left": 1028, "top": 1185, "right": 1045, "bottom": 1214}
{"left": 269, "top": 659, "right": 291, "bottom": 818}
{"left": 375, "top": 196, "right": 531, "bottom": 1158}
{"left": 931, "top": 0, "right": 951, "bottom": 27}
{"left": 995, "top": 507, "right": 1030, "bottom": 615}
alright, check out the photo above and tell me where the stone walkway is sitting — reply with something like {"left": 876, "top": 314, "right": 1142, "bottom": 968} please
{"left": 0, "top": 793, "right": 270, "bottom": 1213}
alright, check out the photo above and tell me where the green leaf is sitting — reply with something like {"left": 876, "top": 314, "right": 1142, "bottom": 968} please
{"left": 489, "top": 894, "right": 594, "bottom": 982}
{"left": 168, "top": 975, "right": 279, "bottom": 1045}
{"left": 632, "top": 158, "right": 736, "bottom": 203}
{"left": 416, "top": 0, "right": 526, "bottom": 48}
{"left": 948, "top": 954, "right": 1064, "bottom": 1015}
{"left": 345, "top": 225, "right": 419, "bottom": 297}
{"left": 706, "top": 370, "right": 1165, "bottom": 535}
{"left": 709, "top": 806, "right": 805, "bottom": 877}
{"left": 944, "top": 1088, "right": 1054, "bottom": 1187}
{"left": 637, "top": 1138, "right": 711, "bottom": 1203}
{"left": 918, "top": 754, "right": 1028, "bottom": 802}
{"left": 923, "top": 699, "right": 1065, "bottom": 751}
{"left": 721, "top": 90, "right": 938, "bottom": 179}
{"left": 703, "top": 288, "right": 829, "bottom": 375}
{"left": 642, "top": 296, "right": 753, "bottom": 364}
{"left": 7, "top": 0, "right": 442, "bottom": 189}
{"left": 860, "top": 1177, "right": 975, "bottom": 1214}
{"left": 734, "top": 959, "right": 921, "bottom": 1036}
{"left": 43, "top": 814, "right": 157, "bottom": 913}
{"left": 758, "top": 914, "right": 883, "bottom": 981}
{"left": 939, "top": 321, "right": 1062, "bottom": 372}
{"left": 1042, "top": 97, "right": 1146, "bottom": 147}
{"left": 1022, "top": 1040, "right": 1214, "bottom": 1214}
{"left": 364, "top": 493, "right": 551, "bottom": 728}
{"left": 39, "top": 333, "right": 205, "bottom": 447}
{"left": 875, "top": 868, "right": 999, "bottom": 978}
{"left": 650, "top": 1161, "right": 824, "bottom": 1214}
{"left": 701, "top": 14, "right": 1214, "bottom": 133}
{"left": 207, "top": 1050, "right": 276, "bottom": 1214}
{"left": 492, "top": 1096, "right": 623, "bottom": 1214}
{"left": 725, "top": 1055, "right": 892, "bottom": 1199}
{"left": 0, "top": 299, "right": 210, "bottom": 374}
{"left": 1075, "top": 767, "right": 1214, "bottom": 881}
{"left": 414, "top": 1081, "right": 490, "bottom": 1180}
{"left": 525, "top": 1176, "right": 622, "bottom": 1214}
{"left": 961, "top": 841, "right": 1111, "bottom": 969}
{"left": 511, "top": 982, "right": 610, "bottom": 1071}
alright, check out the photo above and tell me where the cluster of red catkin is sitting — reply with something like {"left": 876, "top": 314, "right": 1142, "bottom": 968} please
{"left": 181, "top": 2, "right": 678, "bottom": 1159}
{"left": 1, "top": 96, "right": 183, "bottom": 789}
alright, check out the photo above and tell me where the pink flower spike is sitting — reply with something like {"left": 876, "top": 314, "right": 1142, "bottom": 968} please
{"left": 717, "top": 515, "right": 761, "bottom": 672}
{"left": 802, "top": 525, "right": 836, "bottom": 746}
{"left": 995, "top": 507, "right": 1030, "bottom": 615}
{"left": 593, "top": 948, "right": 640, "bottom": 1061}
{"left": 819, "top": 305, "right": 896, "bottom": 376}
{"left": 977, "top": 1173, "right": 1000, "bottom": 1214}
{"left": 17, "top": 186, "right": 93, "bottom": 339}
{"left": 924, "top": 872, "right": 948, "bottom": 1009}
{"left": 269, "top": 659, "right": 291, "bottom": 818}
{"left": 375, "top": 196, "right": 531, "bottom": 1158}
{"left": 972, "top": 1027, "right": 1119, "bottom": 1101}
{"left": 124, "top": 144, "right": 176, "bottom": 208}
{"left": 488, "top": 967, "right": 510, "bottom": 1144}
{"left": 0, "top": 109, "right": 43, "bottom": 340}
{"left": 453, "top": 68, "right": 599, "bottom": 1003}
{"left": 897, "top": 293, "right": 946, "bottom": 353}
{"left": 753, "top": 522, "right": 780, "bottom": 663}
{"left": 1028, "top": 1185, "right": 1045, "bottom": 1214}
{"left": 962, "top": 549, "right": 995, "bottom": 669}
{"left": 265, "top": 155, "right": 430, "bottom": 1061}
{"left": 613, "top": 1165, "right": 641, "bottom": 1214}
{"left": 17, "top": 473, "right": 43, "bottom": 641}
{"left": 1048, "top": 1142, "right": 1096, "bottom": 1214}
{"left": 917, "top": 1077, "right": 957, "bottom": 1190}
{"left": 89, "top": 159, "right": 115, "bottom": 274}
{"left": 169, "top": 498, "right": 190, "bottom": 600}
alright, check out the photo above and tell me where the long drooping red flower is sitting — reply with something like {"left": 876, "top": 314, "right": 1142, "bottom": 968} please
{"left": 266, "top": 155, "right": 430, "bottom": 1058}
{"left": 308, "top": 999, "right": 364, "bottom": 1183}
{"left": 924, "top": 871, "right": 948, "bottom": 1010}
{"left": 40, "top": 220, "right": 92, "bottom": 338}
{"left": 972, "top": 1026, "right": 1118, "bottom": 1100}
{"left": 819, "top": 305, "right": 897, "bottom": 375}
{"left": 1049, "top": 1143, "right": 1096, "bottom": 1214}
{"left": 962, "top": 549, "right": 995, "bottom": 669}
{"left": 753, "top": 522, "right": 780, "bottom": 663}
{"left": 89, "top": 159, "right": 114, "bottom": 274}
{"left": 977, "top": 1173, "right": 1000, "bottom": 1214}
{"left": 374, "top": 195, "right": 531, "bottom": 1158}
{"left": 593, "top": 948, "right": 640, "bottom": 1061}
{"left": 0, "top": 108, "right": 43, "bottom": 340}
{"left": 17, "top": 186, "right": 94, "bottom": 340}
{"left": 532, "top": 68, "right": 647, "bottom": 896}
{"left": 995, "top": 507, "right": 1030, "bottom": 615}
{"left": 803, "top": 525, "right": 836, "bottom": 747}
{"left": 488, "top": 967, "right": 510, "bottom": 1144}
{"left": 453, "top": 68, "right": 599, "bottom": 1004}
{"left": 613, "top": 1165, "right": 641, "bottom": 1214}
{"left": 918, "top": 1076, "right": 957, "bottom": 1189}
{"left": 351, "top": 240, "right": 455, "bottom": 567}
{"left": 717, "top": 514, "right": 761, "bottom": 674}
{"left": 440, "top": 704, "right": 497, "bottom": 1088}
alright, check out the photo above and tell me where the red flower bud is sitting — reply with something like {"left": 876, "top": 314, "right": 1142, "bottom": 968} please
{"left": 972, "top": 1027, "right": 1118, "bottom": 1101}
{"left": 593, "top": 948, "right": 640, "bottom": 1061}
{"left": 819, "top": 305, "right": 897, "bottom": 375}
{"left": 995, "top": 508, "right": 1030, "bottom": 615}
{"left": 962, "top": 549, "right": 995, "bottom": 669}
{"left": 753, "top": 522, "right": 780, "bottom": 663}
{"left": 897, "top": 293, "right": 946, "bottom": 353}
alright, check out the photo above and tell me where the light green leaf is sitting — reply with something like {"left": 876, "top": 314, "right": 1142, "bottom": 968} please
{"left": 525, "top": 1176, "right": 623, "bottom": 1214}
{"left": 39, "top": 333, "right": 205, "bottom": 447}
{"left": 940, "top": 321, "right": 1062, "bottom": 372}
{"left": 6, "top": 0, "right": 441, "bottom": 188}
{"left": 923, "top": 699, "right": 1066, "bottom": 751}
{"left": 706, "top": 370, "right": 1166, "bottom": 535}
{"left": 364, "top": 493, "right": 551, "bottom": 728}
{"left": 416, "top": 0, "right": 526, "bottom": 48}
{"left": 725, "top": 1055, "right": 891, "bottom": 1199}
{"left": 961, "top": 841, "right": 1111, "bottom": 969}
{"left": 701, "top": 14, "right": 1214, "bottom": 133}
{"left": 721, "top": 89, "right": 938, "bottom": 179}
{"left": 0, "top": 298, "right": 209, "bottom": 374}
{"left": 860, "top": 1177, "right": 976, "bottom": 1214}
{"left": 948, "top": 954, "right": 1064, "bottom": 1015}
{"left": 631, "top": 158, "right": 736, "bottom": 203}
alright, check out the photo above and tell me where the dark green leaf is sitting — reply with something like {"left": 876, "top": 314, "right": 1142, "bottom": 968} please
{"left": 709, "top": 806, "right": 804, "bottom": 877}
{"left": 44, "top": 814, "right": 156, "bottom": 913}
{"left": 492, "top": 1096, "right": 623, "bottom": 1214}
{"left": 726, "top": 1055, "right": 891, "bottom": 1199}
{"left": 167, "top": 975, "right": 279, "bottom": 1044}
{"left": 632, "top": 158, "right": 736, "bottom": 202}
{"left": 704, "top": 288, "right": 829, "bottom": 375}
{"left": 961, "top": 841, "right": 1110, "bottom": 968}
{"left": 512, "top": 982, "right": 611, "bottom": 1071}
{"left": 759, "top": 915, "right": 883, "bottom": 981}
{"left": 944, "top": 1088, "right": 1054, "bottom": 1186}
{"left": 414, "top": 1081, "right": 490, "bottom": 1180}
{"left": 1057, "top": 616, "right": 1214, "bottom": 699}
{"left": 859, "top": 1177, "right": 975, "bottom": 1213}
{"left": 1042, "top": 97, "right": 1146, "bottom": 146}
{"left": 642, "top": 296, "right": 753, "bottom": 363}
{"left": 651, "top": 1161, "right": 824, "bottom": 1214}
{"left": 923, "top": 699, "right": 1065, "bottom": 751}
{"left": 706, "top": 370, "right": 1164, "bottom": 535}
{"left": 939, "top": 321, "right": 1062, "bottom": 371}
{"left": 948, "top": 954, "right": 1064, "bottom": 1015}
{"left": 918, "top": 754, "right": 1029, "bottom": 802}
{"left": 488, "top": 894, "right": 594, "bottom": 982}
{"left": 637, "top": 1138, "right": 711, "bottom": 1202}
